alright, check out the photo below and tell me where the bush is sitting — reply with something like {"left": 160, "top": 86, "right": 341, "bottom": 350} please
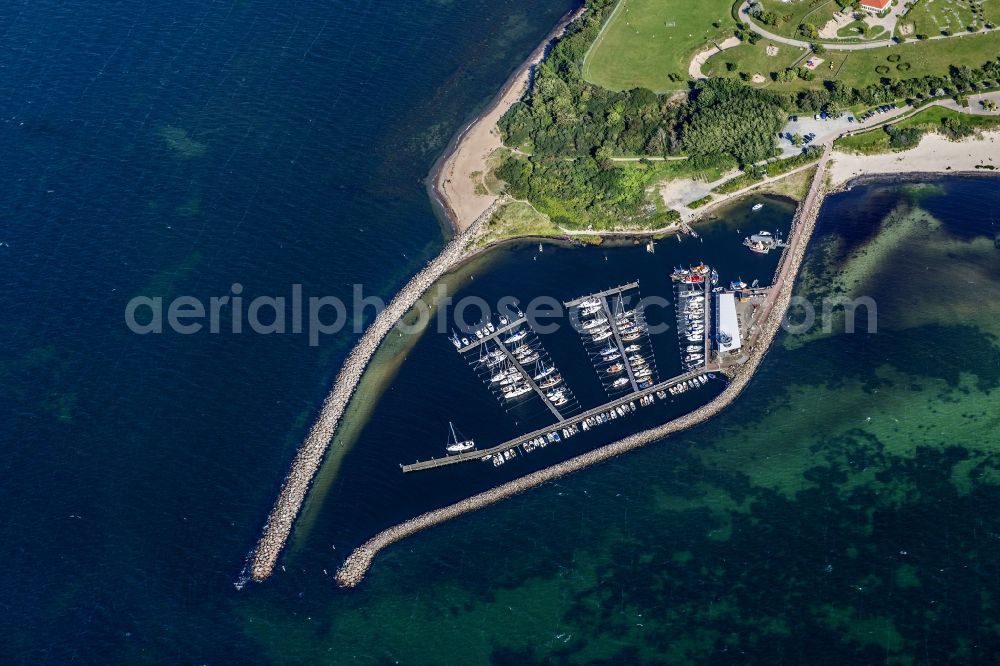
{"left": 688, "top": 195, "right": 714, "bottom": 209}
{"left": 875, "top": 65, "right": 890, "bottom": 74}
{"left": 886, "top": 125, "right": 923, "bottom": 150}
{"left": 897, "top": 62, "right": 911, "bottom": 71}
{"left": 887, "top": 54, "right": 901, "bottom": 63}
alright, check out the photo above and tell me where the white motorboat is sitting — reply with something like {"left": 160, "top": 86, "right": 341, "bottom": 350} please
{"left": 503, "top": 384, "right": 532, "bottom": 400}
{"left": 539, "top": 374, "right": 562, "bottom": 390}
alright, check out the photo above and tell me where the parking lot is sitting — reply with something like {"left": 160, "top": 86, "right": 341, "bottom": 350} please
{"left": 776, "top": 104, "right": 908, "bottom": 156}
{"left": 776, "top": 113, "right": 857, "bottom": 156}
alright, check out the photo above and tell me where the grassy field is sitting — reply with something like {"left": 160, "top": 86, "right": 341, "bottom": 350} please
{"left": 701, "top": 41, "right": 809, "bottom": 81}
{"left": 754, "top": 0, "right": 841, "bottom": 40}
{"left": 902, "top": 0, "right": 999, "bottom": 37}
{"left": 705, "top": 29, "right": 1000, "bottom": 92}
{"left": 582, "top": 0, "right": 736, "bottom": 91}
{"left": 834, "top": 104, "right": 1000, "bottom": 153}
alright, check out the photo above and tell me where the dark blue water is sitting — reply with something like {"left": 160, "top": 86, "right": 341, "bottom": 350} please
{"left": 0, "top": 0, "right": 576, "bottom": 661}
{"left": 5, "top": 0, "right": 1000, "bottom": 662}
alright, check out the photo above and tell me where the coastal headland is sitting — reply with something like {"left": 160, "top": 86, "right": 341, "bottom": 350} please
{"left": 248, "top": 0, "right": 1000, "bottom": 586}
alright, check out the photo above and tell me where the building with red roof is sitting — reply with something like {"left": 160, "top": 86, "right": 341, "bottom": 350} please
{"left": 859, "top": 0, "right": 892, "bottom": 16}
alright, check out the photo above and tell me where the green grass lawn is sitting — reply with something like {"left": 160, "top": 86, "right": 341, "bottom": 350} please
{"left": 834, "top": 104, "right": 1000, "bottom": 153}
{"left": 582, "top": 0, "right": 736, "bottom": 91}
{"left": 700, "top": 41, "right": 809, "bottom": 81}
{"left": 753, "top": 0, "right": 841, "bottom": 40}
{"left": 903, "top": 0, "right": 993, "bottom": 37}
{"left": 705, "top": 29, "right": 1000, "bottom": 92}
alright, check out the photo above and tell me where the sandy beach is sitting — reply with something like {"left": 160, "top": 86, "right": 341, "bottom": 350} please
{"left": 829, "top": 131, "right": 1000, "bottom": 186}
{"left": 431, "top": 8, "right": 584, "bottom": 233}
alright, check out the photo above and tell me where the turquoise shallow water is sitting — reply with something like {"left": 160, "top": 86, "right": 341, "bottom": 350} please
{"left": 248, "top": 176, "right": 1000, "bottom": 664}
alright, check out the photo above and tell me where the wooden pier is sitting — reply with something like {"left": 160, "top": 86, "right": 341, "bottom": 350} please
{"left": 400, "top": 368, "right": 709, "bottom": 473}
{"left": 598, "top": 297, "right": 640, "bottom": 392}
{"left": 564, "top": 282, "right": 639, "bottom": 309}
{"left": 702, "top": 277, "right": 712, "bottom": 363}
{"left": 456, "top": 314, "right": 528, "bottom": 354}
{"left": 495, "top": 339, "right": 566, "bottom": 421}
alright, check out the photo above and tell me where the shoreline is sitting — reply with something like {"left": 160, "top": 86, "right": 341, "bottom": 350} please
{"left": 828, "top": 130, "right": 999, "bottom": 186}
{"left": 427, "top": 5, "right": 587, "bottom": 235}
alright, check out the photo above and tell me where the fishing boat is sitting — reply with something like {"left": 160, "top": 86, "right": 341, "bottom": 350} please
{"left": 681, "top": 274, "right": 705, "bottom": 284}
{"left": 611, "top": 377, "right": 630, "bottom": 389}
{"left": 743, "top": 231, "right": 776, "bottom": 254}
{"left": 730, "top": 279, "right": 748, "bottom": 290}
{"left": 445, "top": 422, "right": 476, "bottom": 453}
{"left": 607, "top": 363, "right": 625, "bottom": 374}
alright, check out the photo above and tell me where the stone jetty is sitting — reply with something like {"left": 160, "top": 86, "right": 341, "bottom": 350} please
{"left": 248, "top": 198, "right": 503, "bottom": 582}
{"left": 335, "top": 150, "right": 832, "bottom": 588}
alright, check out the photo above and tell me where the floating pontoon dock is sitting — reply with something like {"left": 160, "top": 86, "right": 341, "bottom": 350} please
{"left": 401, "top": 368, "right": 707, "bottom": 473}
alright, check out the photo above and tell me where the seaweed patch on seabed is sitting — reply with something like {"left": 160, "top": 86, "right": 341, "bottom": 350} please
{"left": 158, "top": 126, "right": 207, "bottom": 158}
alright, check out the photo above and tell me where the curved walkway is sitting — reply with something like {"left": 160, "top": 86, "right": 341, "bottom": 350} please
{"left": 689, "top": 36, "right": 742, "bottom": 79}
{"left": 736, "top": 0, "right": 997, "bottom": 51}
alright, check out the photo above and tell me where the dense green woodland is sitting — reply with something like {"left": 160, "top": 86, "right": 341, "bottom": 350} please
{"left": 496, "top": 0, "right": 1000, "bottom": 228}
